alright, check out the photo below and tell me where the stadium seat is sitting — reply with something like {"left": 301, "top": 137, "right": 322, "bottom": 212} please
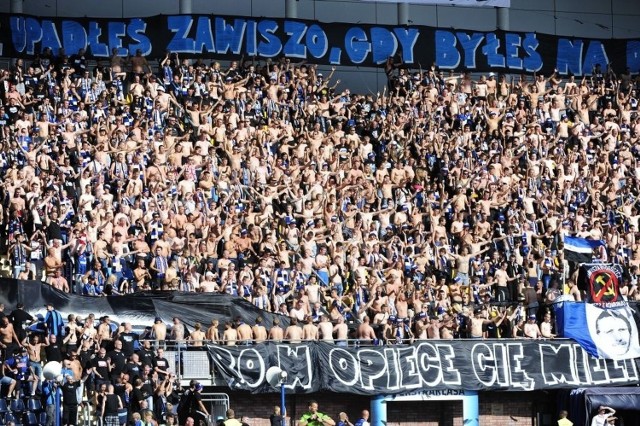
{"left": 4, "top": 412, "right": 21, "bottom": 425}
{"left": 38, "top": 411, "right": 48, "bottom": 425}
{"left": 26, "top": 399, "right": 41, "bottom": 413}
{"left": 0, "top": 399, "right": 8, "bottom": 415}
{"left": 9, "top": 398, "right": 25, "bottom": 413}
{"left": 23, "top": 411, "right": 38, "bottom": 426}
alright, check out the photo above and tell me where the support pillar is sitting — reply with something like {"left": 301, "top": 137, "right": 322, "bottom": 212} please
{"left": 370, "top": 395, "right": 386, "bottom": 426}
{"left": 285, "top": 0, "right": 298, "bottom": 19}
{"left": 496, "top": 7, "right": 510, "bottom": 31}
{"left": 179, "top": 0, "right": 192, "bottom": 15}
{"left": 10, "top": 0, "right": 23, "bottom": 14}
{"left": 398, "top": 2, "right": 409, "bottom": 26}
{"left": 462, "top": 390, "right": 479, "bottom": 426}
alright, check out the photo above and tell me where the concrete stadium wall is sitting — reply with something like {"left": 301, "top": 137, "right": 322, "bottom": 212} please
{"left": 222, "top": 391, "right": 552, "bottom": 426}
{"left": 3, "top": 0, "right": 637, "bottom": 109}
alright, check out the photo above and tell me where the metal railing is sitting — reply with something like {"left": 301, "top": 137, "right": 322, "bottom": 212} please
{"left": 202, "top": 393, "right": 230, "bottom": 424}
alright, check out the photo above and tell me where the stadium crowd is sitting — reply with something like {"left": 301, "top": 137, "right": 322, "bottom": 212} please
{"left": 1, "top": 47, "right": 640, "bottom": 349}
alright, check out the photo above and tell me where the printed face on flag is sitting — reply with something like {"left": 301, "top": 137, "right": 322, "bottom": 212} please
{"left": 585, "top": 306, "right": 640, "bottom": 360}
{"left": 594, "top": 311, "right": 632, "bottom": 357}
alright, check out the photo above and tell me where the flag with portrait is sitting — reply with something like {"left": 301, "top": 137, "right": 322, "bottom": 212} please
{"left": 555, "top": 301, "right": 640, "bottom": 360}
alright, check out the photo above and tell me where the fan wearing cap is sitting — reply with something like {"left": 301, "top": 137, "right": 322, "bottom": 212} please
{"left": 178, "top": 380, "right": 210, "bottom": 425}
{"left": 486, "top": 72, "right": 497, "bottom": 94}
{"left": 200, "top": 271, "right": 219, "bottom": 293}
{"left": 523, "top": 314, "right": 542, "bottom": 338}
{"left": 381, "top": 315, "right": 398, "bottom": 345}
{"left": 5, "top": 345, "right": 35, "bottom": 394}
{"left": 484, "top": 107, "right": 505, "bottom": 132}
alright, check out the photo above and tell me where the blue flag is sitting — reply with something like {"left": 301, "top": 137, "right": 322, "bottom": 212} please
{"left": 563, "top": 236, "right": 604, "bottom": 263}
{"left": 555, "top": 302, "right": 640, "bottom": 360}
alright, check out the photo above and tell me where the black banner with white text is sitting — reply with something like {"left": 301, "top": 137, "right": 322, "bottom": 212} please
{"left": 1, "top": 13, "right": 640, "bottom": 75}
{"left": 207, "top": 340, "right": 640, "bottom": 395}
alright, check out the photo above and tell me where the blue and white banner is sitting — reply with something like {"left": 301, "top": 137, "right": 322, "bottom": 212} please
{"left": 556, "top": 302, "right": 640, "bottom": 361}
{"left": 563, "top": 236, "right": 605, "bottom": 263}
{"left": 355, "top": 0, "right": 510, "bottom": 7}
{"left": 2, "top": 13, "right": 640, "bottom": 75}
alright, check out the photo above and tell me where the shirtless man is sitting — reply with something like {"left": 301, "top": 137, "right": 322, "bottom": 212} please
{"left": 395, "top": 293, "right": 409, "bottom": 319}
{"left": 268, "top": 319, "right": 284, "bottom": 342}
{"left": 169, "top": 318, "right": 187, "bottom": 343}
{"left": 236, "top": 320, "right": 254, "bottom": 344}
{"left": 188, "top": 323, "right": 206, "bottom": 347}
{"left": 24, "top": 334, "right": 46, "bottom": 383}
{"left": 494, "top": 262, "right": 518, "bottom": 302}
{"left": 43, "top": 247, "right": 63, "bottom": 283}
{"left": 0, "top": 316, "right": 21, "bottom": 357}
{"left": 284, "top": 318, "right": 303, "bottom": 344}
{"left": 356, "top": 316, "right": 377, "bottom": 343}
{"left": 370, "top": 287, "right": 388, "bottom": 315}
{"left": 252, "top": 318, "right": 268, "bottom": 343}
{"left": 49, "top": 269, "right": 69, "bottom": 293}
{"left": 523, "top": 315, "right": 542, "bottom": 338}
{"left": 540, "top": 312, "right": 556, "bottom": 338}
{"left": 152, "top": 317, "right": 167, "bottom": 344}
{"left": 333, "top": 316, "right": 349, "bottom": 345}
{"left": 97, "top": 316, "right": 114, "bottom": 349}
{"left": 133, "top": 258, "right": 152, "bottom": 291}
{"left": 64, "top": 349, "right": 83, "bottom": 381}
{"left": 130, "top": 49, "right": 151, "bottom": 75}
{"left": 223, "top": 322, "right": 238, "bottom": 346}
{"left": 317, "top": 316, "right": 334, "bottom": 342}
{"left": 426, "top": 317, "right": 443, "bottom": 339}
{"left": 302, "top": 317, "right": 319, "bottom": 341}
{"left": 372, "top": 304, "right": 390, "bottom": 325}
{"left": 467, "top": 310, "right": 503, "bottom": 339}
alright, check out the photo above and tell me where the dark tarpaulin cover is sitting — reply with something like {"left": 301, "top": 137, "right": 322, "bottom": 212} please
{"left": 0, "top": 278, "right": 289, "bottom": 330}
{"left": 567, "top": 387, "right": 640, "bottom": 426}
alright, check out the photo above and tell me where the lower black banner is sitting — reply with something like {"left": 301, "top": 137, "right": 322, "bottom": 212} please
{"left": 208, "top": 341, "right": 640, "bottom": 394}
